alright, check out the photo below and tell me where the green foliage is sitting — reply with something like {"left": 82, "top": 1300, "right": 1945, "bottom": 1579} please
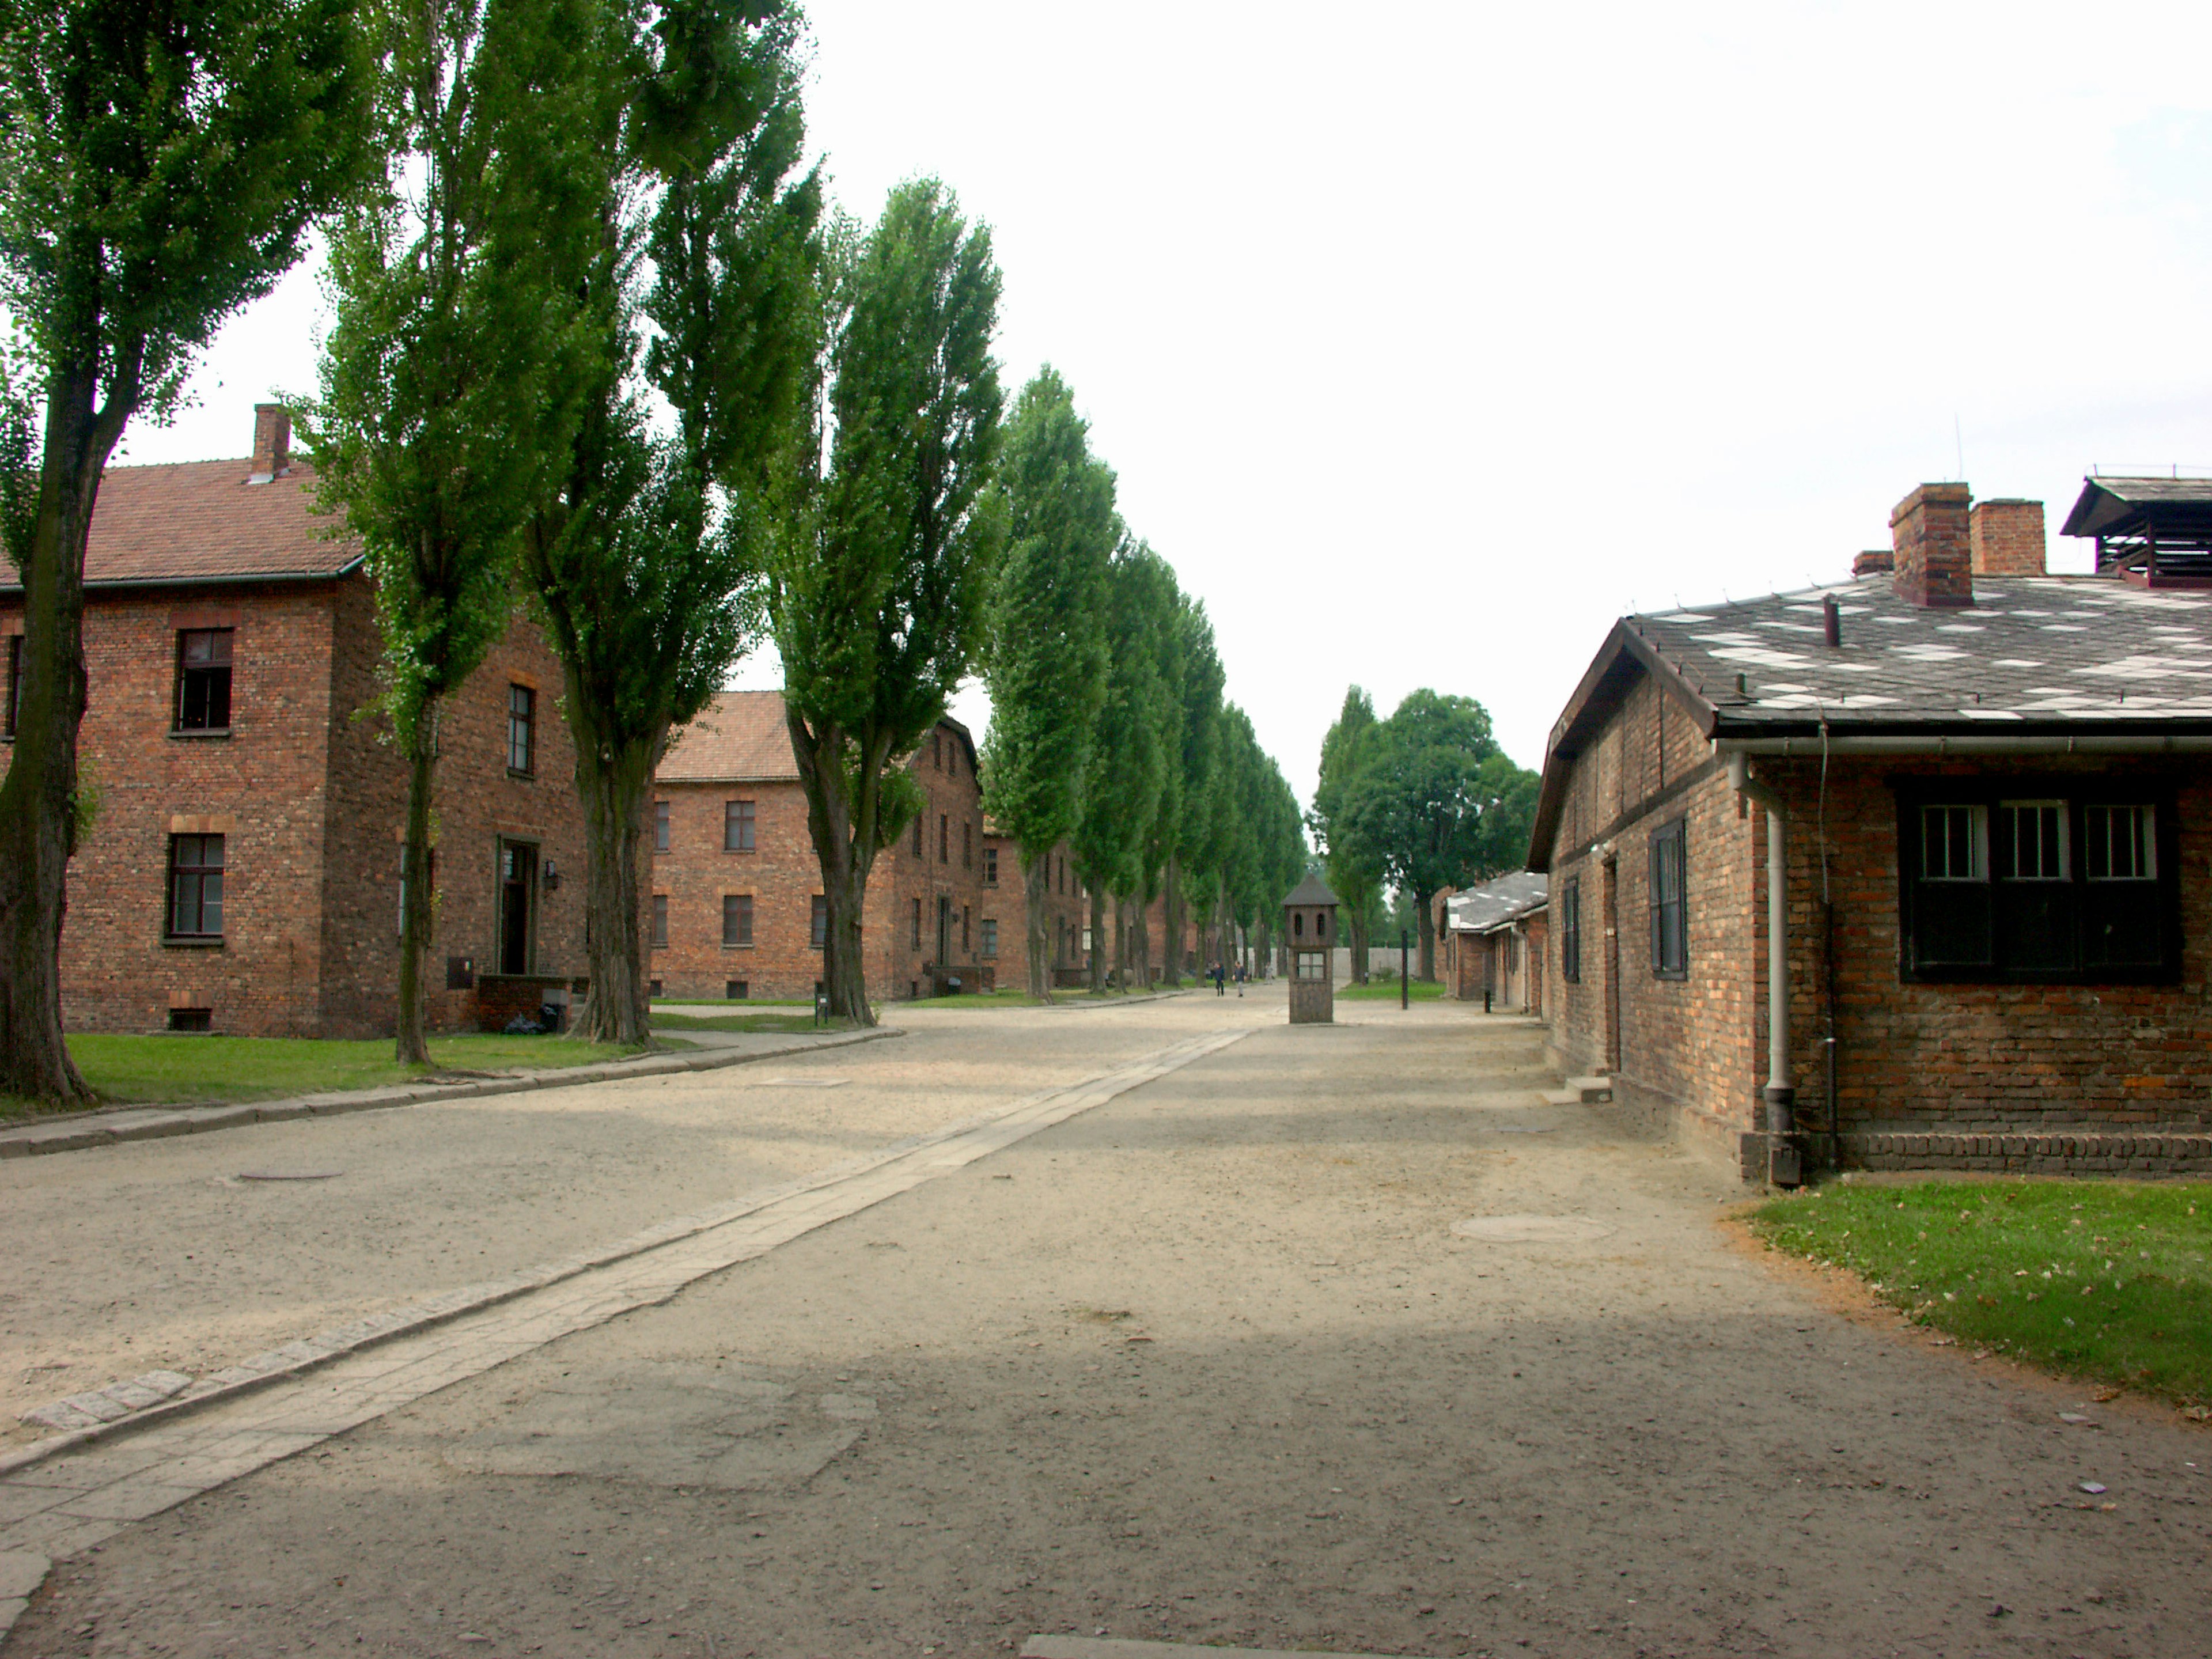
{"left": 0, "top": 0, "right": 374, "bottom": 417}
{"left": 771, "top": 177, "right": 1003, "bottom": 1021}
{"left": 773, "top": 178, "right": 1003, "bottom": 755}
{"left": 1311, "top": 684, "right": 1385, "bottom": 938}
{"left": 1752, "top": 1180, "right": 2212, "bottom": 1406}
{"left": 1073, "top": 541, "right": 1175, "bottom": 906}
{"left": 980, "top": 366, "right": 1116, "bottom": 862}
{"left": 0, "top": 342, "right": 34, "bottom": 570}
{"left": 1341, "top": 688, "right": 1540, "bottom": 904}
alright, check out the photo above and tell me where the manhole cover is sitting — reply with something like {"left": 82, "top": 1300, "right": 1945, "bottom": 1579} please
{"left": 1450, "top": 1214, "right": 1614, "bottom": 1243}
{"left": 236, "top": 1171, "right": 343, "bottom": 1181}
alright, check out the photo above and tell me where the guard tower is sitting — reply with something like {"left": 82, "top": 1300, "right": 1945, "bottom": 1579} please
{"left": 1283, "top": 873, "right": 1340, "bottom": 1024}
{"left": 2063, "top": 476, "right": 2212, "bottom": 587}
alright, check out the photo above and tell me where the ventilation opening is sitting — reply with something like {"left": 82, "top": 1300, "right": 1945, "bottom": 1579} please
{"left": 168, "top": 1007, "right": 212, "bottom": 1033}
{"left": 647, "top": 979, "right": 664, "bottom": 999}
{"left": 725, "top": 980, "right": 748, "bottom": 1001}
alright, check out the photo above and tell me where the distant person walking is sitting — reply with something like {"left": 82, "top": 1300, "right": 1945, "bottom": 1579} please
{"left": 1211, "top": 961, "right": 1226, "bottom": 996}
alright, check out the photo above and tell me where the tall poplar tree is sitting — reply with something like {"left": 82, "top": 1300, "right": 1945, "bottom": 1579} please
{"left": 308, "top": 0, "right": 613, "bottom": 1062}
{"left": 1071, "top": 539, "right": 1170, "bottom": 991}
{"left": 0, "top": 0, "right": 373, "bottom": 1102}
{"left": 1311, "top": 685, "right": 1384, "bottom": 982}
{"left": 1162, "top": 596, "right": 1224, "bottom": 984}
{"left": 523, "top": 0, "right": 820, "bottom": 1044}
{"left": 979, "top": 367, "right": 1114, "bottom": 1000}
{"left": 772, "top": 180, "right": 1003, "bottom": 1025}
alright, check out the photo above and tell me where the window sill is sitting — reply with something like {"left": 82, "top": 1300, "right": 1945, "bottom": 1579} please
{"left": 506, "top": 767, "right": 535, "bottom": 782}
{"left": 169, "top": 728, "right": 232, "bottom": 741}
{"left": 162, "top": 936, "right": 225, "bottom": 949}
{"left": 721, "top": 942, "right": 754, "bottom": 951}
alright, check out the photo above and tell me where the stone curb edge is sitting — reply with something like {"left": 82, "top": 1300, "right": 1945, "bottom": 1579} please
{"left": 0, "top": 1022, "right": 1238, "bottom": 1479}
{"left": 0, "top": 1026, "right": 902, "bottom": 1161}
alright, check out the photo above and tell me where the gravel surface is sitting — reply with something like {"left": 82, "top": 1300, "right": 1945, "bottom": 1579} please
{"left": 9, "top": 994, "right": 2212, "bottom": 1658}
{"left": 0, "top": 996, "right": 1228, "bottom": 1442}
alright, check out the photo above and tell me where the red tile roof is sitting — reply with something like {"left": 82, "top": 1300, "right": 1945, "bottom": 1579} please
{"left": 0, "top": 457, "right": 361, "bottom": 590}
{"left": 660, "top": 690, "right": 802, "bottom": 782}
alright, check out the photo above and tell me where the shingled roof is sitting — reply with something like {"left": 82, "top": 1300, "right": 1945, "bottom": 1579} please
{"left": 0, "top": 458, "right": 360, "bottom": 591}
{"left": 660, "top": 691, "right": 980, "bottom": 784}
{"left": 1445, "top": 872, "right": 1548, "bottom": 934}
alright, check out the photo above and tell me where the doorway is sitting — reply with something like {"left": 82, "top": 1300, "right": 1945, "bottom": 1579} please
{"left": 936, "top": 894, "right": 951, "bottom": 963}
{"left": 499, "top": 840, "right": 537, "bottom": 975}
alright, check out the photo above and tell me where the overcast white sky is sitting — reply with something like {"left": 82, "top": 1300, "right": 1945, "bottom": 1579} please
{"left": 115, "top": 0, "right": 2212, "bottom": 808}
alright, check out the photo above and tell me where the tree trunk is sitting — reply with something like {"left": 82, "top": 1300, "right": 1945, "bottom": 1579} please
{"left": 1160, "top": 856, "right": 1181, "bottom": 986}
{"left": 1088, "top": 879, "right": 1107, "bottom": 993}
{"left": 1022, "top": 849, "right": 1051, "bottom": 1001}
{"left": 571, "top": 721, "right": 657, "bottom": 1046}
{"left": 0, "top": 358, "right": 139, "bottom": 1105}
{"left": 1348, "top": 903, "right": 1368, "bottom": 984}
{"left": 786, "top": 706, "right": 884, "bottom": 1027}
{"left": 1416, "top": 884, "right": 1438, "bottom": 982}
{"left": 394, "top": 715, "right": 440, "bottom": 1065}
{"left": 1132, "top": 889, "right": 1152, "bottom": 987}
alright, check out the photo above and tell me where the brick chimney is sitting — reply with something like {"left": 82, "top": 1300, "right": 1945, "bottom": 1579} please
{"left": 1968, "top": 498, "right": 2046, "bottom": 576}
{"left": 1890, "top": 482, "right": 1973, "bottom": 607}
{"left": 1852, "top": 548, "right": 1893, "bottom": 576}
{"left": 248, "top": 403, "right": 291, "bottom": 483}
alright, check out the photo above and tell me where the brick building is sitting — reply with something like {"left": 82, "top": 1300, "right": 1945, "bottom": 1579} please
{"left": 0, "top": 407, "right": 586, "bottom": 1038}
{"left": 649, "top": 691, "right": 994, "bottom": 1001}
{"left": 978, "top": 825, "right": 1096, "bottom": 991}
{"left": 1531, "top": 479, "right": 2212, "bottom": 1181}
{"left": 1441, "top": 873, "right": 1548, "bottom": 1011}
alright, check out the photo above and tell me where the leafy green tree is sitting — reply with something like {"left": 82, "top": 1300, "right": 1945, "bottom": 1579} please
{"left": 523, "top": 0, "right": 820, "bottom": 1044}
{"left": 1126, "top": 551, "right": 1186, "bottom": 985}
{"left": 0, "top": 0, "right": 373, "bottom": 1102}
{"left": 773, "top": 179, "right": 1003, "bottom": 1025}
{"left": 1071, "top": 539, "right": 1173, "bottom": 992}
{"left": 1162, "top": 596, "right": 1224, "bottom": 983}
{"left": 1340, "top": 688, "right": 1530, "bottom": 982}
{"left": 1310, "top": 685, "right": 1384, "bottom": 982}
{"left": 308, "top": 0, "right": 612, "bottom": 1062}
{"left": 979, "top": 367, "right": 1113, "bottom": 999}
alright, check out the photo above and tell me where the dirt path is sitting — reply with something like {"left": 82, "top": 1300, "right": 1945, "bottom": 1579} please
{"left": 0, "top": 995, "right": 1240, "bottom": 1441}
{"left": 9, "top": 998, "right": 2211, "bottom": 1657}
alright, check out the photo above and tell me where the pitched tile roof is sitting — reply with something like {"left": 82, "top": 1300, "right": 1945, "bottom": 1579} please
{"left": 1445, "top": 872, "right": 1548, "bottom": 934}
{"left": 659, "top": 690, "right": 802, "bottom": 782}
{"left": 0, "top": 458, "right": 361, "bottom": 590}
{"left": 1622, "top": 573, "right": 2212, "bottom": 738}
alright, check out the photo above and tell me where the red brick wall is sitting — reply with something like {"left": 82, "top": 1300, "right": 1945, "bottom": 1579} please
{"left": 648, "top": 720, "right": 990, "bottom": 1003}
{"left": 1543, "top": 672, "right": 1759, "bottom": 1138}
{"left": 0, "top": 579, "right": 586, "bottom": 1038}
{"left": 979, "top": 834, "right": 1088, "bottom": 993}
{"left": 1758, "top": 754, "right": 2212, "bottom": 1135}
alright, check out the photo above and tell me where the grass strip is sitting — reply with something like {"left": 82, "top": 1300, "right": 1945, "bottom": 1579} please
{"left": 1749, "top": 1178, "right": 2212, "bottom": 1407}
{"left": 1338, "top": 978, "right": 1446, "bottom": 1001}
{"left": 2, "top": 1032, "right": 664, "bottom": 1119}
{"left": 649, "top": 1011, "right": 852, "bottom": 1035}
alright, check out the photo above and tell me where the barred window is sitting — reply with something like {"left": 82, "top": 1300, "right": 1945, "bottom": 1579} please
{"left": 168, "top": 835, "right": 225, "bottom": 938}
{"left": 1559, "top": 876, "right": 1582, "bottom": 983}
{"left": 722, "top": 893, "right": 753, "bottom": 947}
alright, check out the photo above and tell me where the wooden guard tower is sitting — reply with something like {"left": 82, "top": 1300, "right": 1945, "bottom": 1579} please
{"left": 1283, "top": 873, "right": 1340, "bottom": 1024}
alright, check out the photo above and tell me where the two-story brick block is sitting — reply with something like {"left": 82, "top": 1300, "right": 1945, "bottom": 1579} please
{"left": 648, "top": 691, "right": 993, "bottom": 1001}
{"left": 0, "top": 407, "right": 586, "bottom": 1037}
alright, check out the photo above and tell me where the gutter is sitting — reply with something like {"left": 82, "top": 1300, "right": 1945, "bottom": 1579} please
{"left": 0, "top": 558, "right": 366, "bottom": 597}
{"left": 1715, "top": 732, "right": 2212, "bottom": 756}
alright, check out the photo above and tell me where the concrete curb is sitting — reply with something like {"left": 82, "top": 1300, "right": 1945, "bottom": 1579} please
{"left": 0, "top": 1026, "right": 902, "bottom": 1162}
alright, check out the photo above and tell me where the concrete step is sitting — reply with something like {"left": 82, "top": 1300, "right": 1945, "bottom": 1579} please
{"left": 1563, "top": 1074, "right": 1613, "bottom": 1103}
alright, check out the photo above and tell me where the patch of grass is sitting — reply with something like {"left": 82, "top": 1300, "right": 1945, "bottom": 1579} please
{"left": 1749, "top": 1179, "right": 2212, "bottom": 1406}
{"left": 1338, "top": 977, "right": 1446, "bottom": 1001}
{"left": 649, "top": 1010, "right": 851, "bottom": 1035}
{"left": 650, "top": 998, "right": 812, "bottom": 1008}
{"left": 0, "top": 1032, "right": 662, "bottom": 1119}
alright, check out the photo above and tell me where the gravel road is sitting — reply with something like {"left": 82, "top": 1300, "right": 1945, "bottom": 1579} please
{"left": 6, "top": 992, "right": 2210, "bottom": 1658}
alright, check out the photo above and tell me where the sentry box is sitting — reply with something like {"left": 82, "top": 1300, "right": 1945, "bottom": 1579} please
{"left": 1282, "top": 873, "right": 1341, "bottom": 1024}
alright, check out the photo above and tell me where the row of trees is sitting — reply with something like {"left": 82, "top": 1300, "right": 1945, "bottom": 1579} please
{"left": 1308, "top": 687, "right": 1541, "bottom": 982}
{"left": 980, "top": 368, "right": 1304, "bottom": 999}
{"left": 0, "top": 0, "right": 1301, "bottom": 1098}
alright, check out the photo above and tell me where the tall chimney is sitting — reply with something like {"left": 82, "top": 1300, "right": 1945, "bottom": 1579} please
{"left": 1891, "top": 482, "right": 1973, "bottom": 607}
{"left": 1968, "top": 498, "right": 2046, "bottom": 576}
{"left": 249, "top": 403, "right": 291, "bottom": 484}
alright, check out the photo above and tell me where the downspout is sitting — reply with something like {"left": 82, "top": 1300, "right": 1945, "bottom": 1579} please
{"left": 1725, "top": 752, "right": 1800, "bottom": 1183}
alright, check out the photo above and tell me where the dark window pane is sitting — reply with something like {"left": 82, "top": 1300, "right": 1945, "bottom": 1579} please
{"left": 168, "top": 834, "right": 225, "bottom": 936}
{"left": 723, "top": 893, "right": 753, "bottom": 946}
{"left": 654, "top": 800, "right": 670, "bottom": 853}
{"left": 811, "top": 895, "right": 827, "bottom": 949}
{"left": 2084, "top": 882, "right": 2162, "bottom": 968}
{"left": 725, "top": 800, "right": 756, "bottom": 851}
{"left": 1913, "top": 881, "right": 1993, "bottom": 967}
{"left": 507, "top": 685, "right": 535, "bottom": 773}
{"left": 651, "top": 893, "right": 668, "bottom": 948}
{"left": 177, "top": 629, "right": 234, "bottom": 730}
